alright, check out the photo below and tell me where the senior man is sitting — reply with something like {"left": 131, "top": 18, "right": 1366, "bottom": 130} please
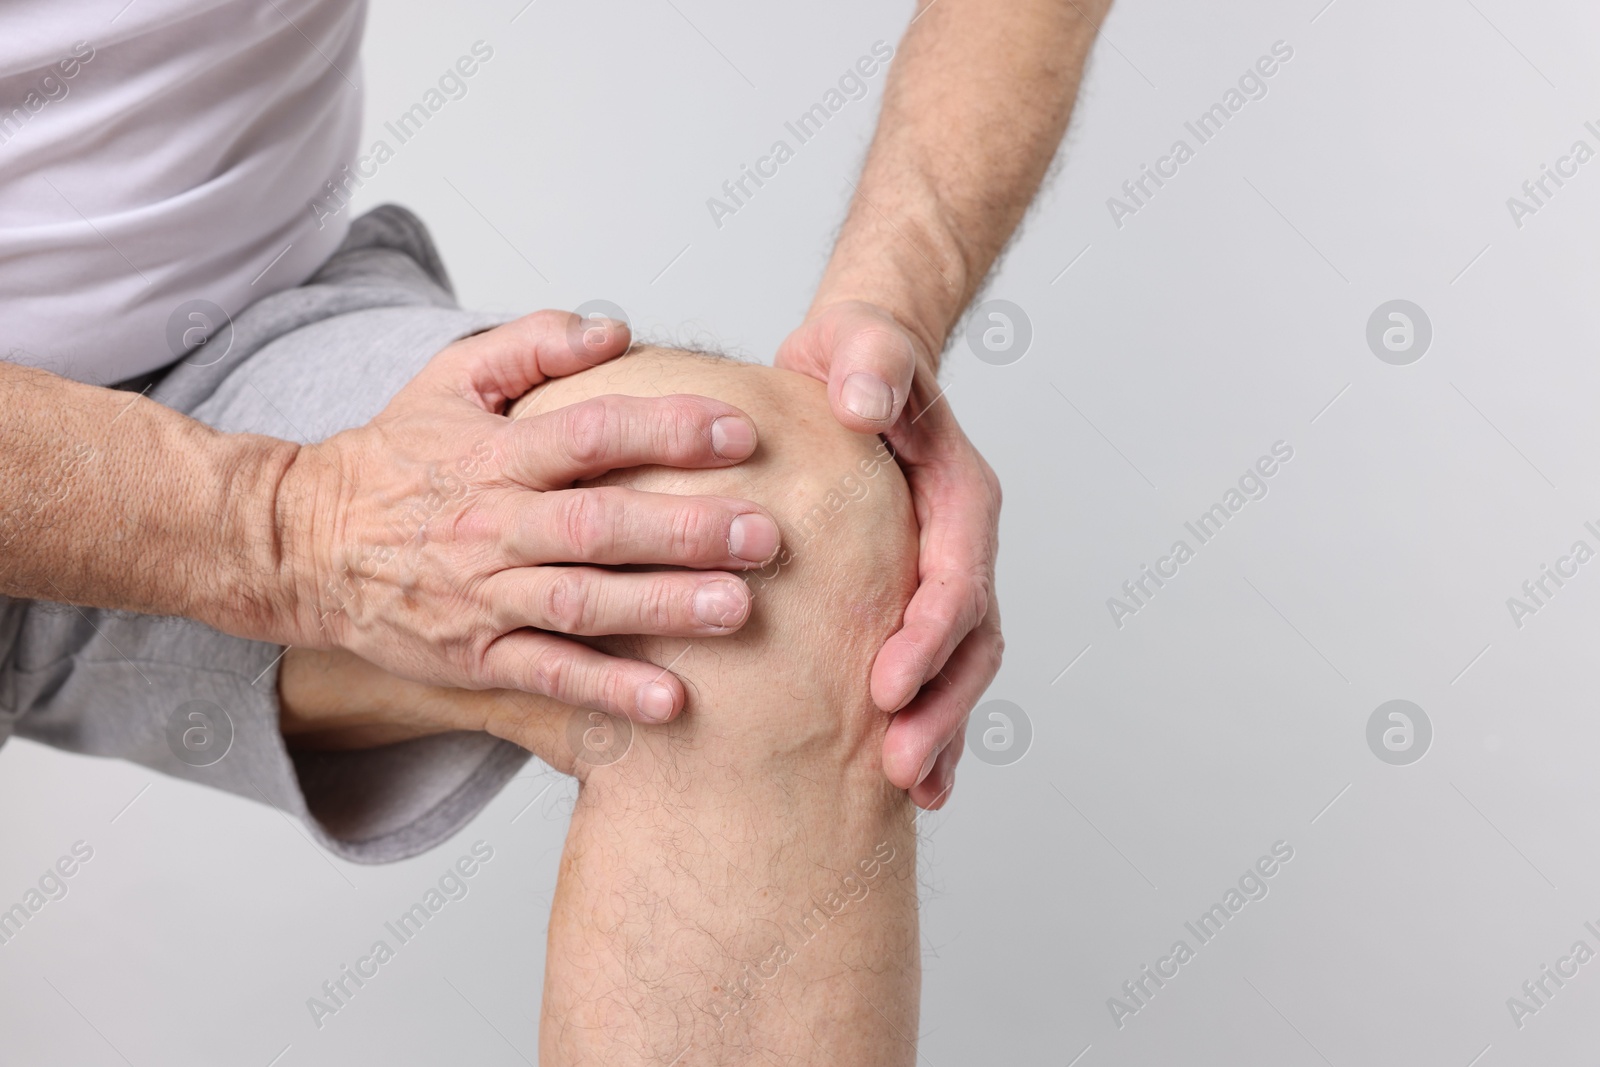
{"left": 0, "top": 0, "right": 1108, "bottom": 859}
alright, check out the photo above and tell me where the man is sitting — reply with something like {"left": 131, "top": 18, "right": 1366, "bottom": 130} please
{"left": 282, "top": 345, "right": 921, "bottom": 1062}
{"left": 1, "top": 0, "right": 1108, "bottom": 856}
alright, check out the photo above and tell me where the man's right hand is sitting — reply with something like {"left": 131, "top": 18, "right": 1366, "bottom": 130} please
{"left": 267, "top": 310, "right": 780, "bottom": 724}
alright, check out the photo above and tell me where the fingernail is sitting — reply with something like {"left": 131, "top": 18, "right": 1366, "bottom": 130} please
{"left": 637, "top": 682, "right": 675, "bottom": 722}
{"left": 728, "top": 513, "right": 779, "bottom": 562}
{"left": 915, "top": 748, "right": 940, "bottom": 787}
{"left": 693, "top": 579, "right": 748, "bottom": 628}
{"left": 842, "top": 372, "right": 894, "bottom": 422}
{"left": 710, "top": 416, "right": 755, "bottom": 459}
{"left": 581, "top": 317, "right": 625, "bottom": 350}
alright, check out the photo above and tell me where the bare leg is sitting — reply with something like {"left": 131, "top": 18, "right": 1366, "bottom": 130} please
{"left": 280, "top": 348, "right": 922, "bottom": 1065}
{"left": 518, "top": 350, "right": 920, "bottom": 1065}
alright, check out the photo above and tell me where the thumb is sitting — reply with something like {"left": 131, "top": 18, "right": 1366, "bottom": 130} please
{"left": 819, "top": 306, "right": 920, "bottom": 433}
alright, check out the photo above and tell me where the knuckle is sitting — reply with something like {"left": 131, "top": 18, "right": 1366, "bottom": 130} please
{"left": 594, "top": 663, "right": 629, "bottom": 714}
{"left": 665, "top": 396, "right": 710, "bottom": 453}
{"left": 983, "top": 633, "right": 1006, "bottom": 678}
{"left": 668, "top": 502, "right": 719, "bottom": 559}
{"left": 563, "top": 399, "right": 615, "bottom": 467}
{"left": 527, "top": 646, "right": 569, "bottom": 699}
{"left": 556, "top": 489, "right": 613, "bottom": 555}
{"left": 965, "top": 573, "right": 993, "bottom": 623}
{"left": 451, "top": 499, "right": 499, "bottom": 544}
{"left": 470, "top": 650, "right": 503, "bottom": 690}
{"left": 636, "top": 577, "right": 682, "bottom": 632}
{"left": 850, "top": 323, "right": 907, "bottom": 361}
{"left": 540, "top": 570, "right": 598, "bottom": 634}
{"left": 644, "top": 396, "right": 684, "bottom": 450}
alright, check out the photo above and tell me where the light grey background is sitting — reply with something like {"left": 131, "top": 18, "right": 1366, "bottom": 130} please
{"left": 5, "top": 0, "right": 1600, "bottom": 1063}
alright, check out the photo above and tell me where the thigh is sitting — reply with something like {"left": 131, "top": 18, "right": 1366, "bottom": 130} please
{"left": 186, "top": 304, "right": 498, "bottom": 442}
{"left": 146, "top": 202, "right": 502, "bottom": 441}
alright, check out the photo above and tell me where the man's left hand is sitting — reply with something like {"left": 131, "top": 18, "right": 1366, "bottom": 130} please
{"left": 777, "top": 300, "right": 1001, "bottom": 811}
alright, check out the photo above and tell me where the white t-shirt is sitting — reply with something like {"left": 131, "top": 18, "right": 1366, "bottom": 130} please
{"left": 0, "top": 0, "right": 365, "bottom": 383}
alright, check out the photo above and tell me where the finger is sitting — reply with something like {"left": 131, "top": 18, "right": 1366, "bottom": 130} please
{"left": 828, "top": 319, "right": 919, "bottom": 432}
{"left": 487, "top": 566, "right": 752, "bottom": 637}
{"left": 910, "top": 733, "right": 963, "bottom": 811}
{"left": 505, "top": 393, "right": 760, "bottom": 488}
{"left": 505, "top": 487, "right": 780, "bottom": 568}
{"left": 881, "top": 620, "right": 1001, "bottom": 790}
{"left": 474, "top": 689, "right": 580, "bottom": 776}
{"left": 479, "top": 628, "right": 687, "bottom": 724}
{"left": 870, "top": 568, "right": 991, "bottom": 714}
{"left": 424, "top": 309, "right": 634, "bottom": 411}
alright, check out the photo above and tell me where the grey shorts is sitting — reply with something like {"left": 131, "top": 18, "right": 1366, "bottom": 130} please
{"left": 0, "top": 205, "right": 530, "bottom": 864}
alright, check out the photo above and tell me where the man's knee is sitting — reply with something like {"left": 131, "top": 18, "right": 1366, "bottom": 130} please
{"left": 526, "top": 351, "right": 920, "bottom": 1063}
{"left": 507, "top": 346, "right": 917, "bottom": 786}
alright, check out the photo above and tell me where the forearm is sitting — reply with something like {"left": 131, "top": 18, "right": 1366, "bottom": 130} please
{"left": 811, "top": 0, "right": 1110, "bottom": 359}
{"left": 0, "top": 360, "right": 299, "bottom": 638}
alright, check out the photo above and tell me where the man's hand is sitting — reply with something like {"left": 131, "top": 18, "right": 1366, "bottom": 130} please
{"left": 777, "top": 302, "right": 999, "bottom": 810}
{"left": 780, "top": 0, "right": 1105, "bottom": 806}
{"left": 272, "top": 310, "right": 780, "bottom": 724}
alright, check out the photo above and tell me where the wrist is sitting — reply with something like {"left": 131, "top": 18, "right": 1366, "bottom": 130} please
{"left": 808, "top": 182, "right": 972, "bottom": 366}
{"left": 192, "top": 432, "right": 327, "bottom": 648}
{"left": 265, "top": 440, "right": 348, "bottom": 650}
